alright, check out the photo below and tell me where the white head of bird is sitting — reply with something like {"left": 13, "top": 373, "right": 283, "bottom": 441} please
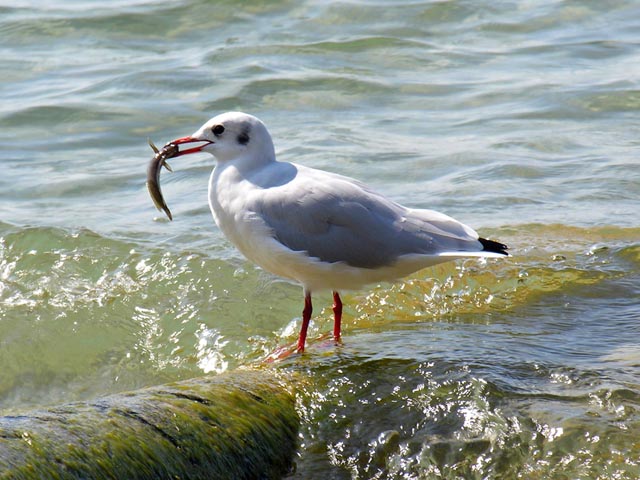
{"left": 176, "top": 112, "right": 275, "bottom": 165}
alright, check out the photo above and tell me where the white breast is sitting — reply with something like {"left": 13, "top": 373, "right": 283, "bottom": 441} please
{"left": 208, "top": 164, "right": 289, "bottom": 270}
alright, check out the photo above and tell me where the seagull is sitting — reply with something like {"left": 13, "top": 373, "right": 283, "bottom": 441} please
{"left": 161, "top": 112, "right": 508, "bottom": 353}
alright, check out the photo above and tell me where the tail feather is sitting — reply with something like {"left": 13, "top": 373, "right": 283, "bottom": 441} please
{"left": 478, "top": 237, "right": 509, "bottom": 256}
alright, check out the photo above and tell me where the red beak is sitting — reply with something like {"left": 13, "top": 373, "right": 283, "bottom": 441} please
{"left": 167, "top": 136, "right": 213, "bottom": 156}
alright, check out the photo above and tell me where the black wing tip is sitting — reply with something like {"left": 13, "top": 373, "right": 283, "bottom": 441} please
{"left": 479, "top": 237, "right": 509, "bottom": 256}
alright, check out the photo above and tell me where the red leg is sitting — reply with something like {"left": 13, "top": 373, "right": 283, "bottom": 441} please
{"left": 332, "top": 291, "right": 342, "bottom": 343}
{"left": 297, "top": 291, "right": 313, "bottom": 353}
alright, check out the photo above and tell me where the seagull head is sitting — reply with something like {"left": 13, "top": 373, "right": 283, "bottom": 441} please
{"left": 168, "top": 112, "right": 275, "bottom": 164}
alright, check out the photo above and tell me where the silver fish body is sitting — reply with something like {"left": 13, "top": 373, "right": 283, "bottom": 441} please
{"left": 146, "top": 140, "right": 179, "bottom": 221}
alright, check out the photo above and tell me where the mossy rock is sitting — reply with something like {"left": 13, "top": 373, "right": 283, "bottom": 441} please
{"left": 0, "top": 369, "right": 298, "bottom": 479}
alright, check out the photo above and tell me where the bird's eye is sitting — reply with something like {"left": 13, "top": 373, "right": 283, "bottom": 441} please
{"left": 212, "top": 124, "right": 225, "bottom": 136}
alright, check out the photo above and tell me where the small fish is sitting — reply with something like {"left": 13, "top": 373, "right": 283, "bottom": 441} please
{"left": 146, "top": 139, "right": 179, "bottom": 221}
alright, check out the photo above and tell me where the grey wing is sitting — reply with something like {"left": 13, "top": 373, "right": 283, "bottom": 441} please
{"left": 254, "top": 172, "right": 482, "bottom": 269}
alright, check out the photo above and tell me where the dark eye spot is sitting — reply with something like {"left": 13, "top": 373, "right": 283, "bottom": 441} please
{"left": 212, "top": 124, "right": 225, "bottom": 136}
{"left": 237, "top": 126, "right": 250, "bottom": 145}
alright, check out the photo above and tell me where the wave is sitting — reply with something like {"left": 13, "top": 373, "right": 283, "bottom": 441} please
{"left": 1, "top": 222, "right": 636, "bottom": 383}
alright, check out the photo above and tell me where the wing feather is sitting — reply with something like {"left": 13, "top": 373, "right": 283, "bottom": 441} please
{"left": 251, "top": 164, "right": 482, "bottom": 268}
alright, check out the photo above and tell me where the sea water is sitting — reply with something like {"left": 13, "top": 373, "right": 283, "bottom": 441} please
{"left": 1, "top": 1, "right": 639, "bottom": 477}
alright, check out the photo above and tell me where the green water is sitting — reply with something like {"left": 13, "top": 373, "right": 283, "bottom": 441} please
{"left": 1, "top": 1, "right": 639, "bottom": 478}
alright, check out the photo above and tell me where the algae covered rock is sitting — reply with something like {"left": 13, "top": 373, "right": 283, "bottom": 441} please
{"left": 0, "top": 369, "right": 298, "bottom": 479}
